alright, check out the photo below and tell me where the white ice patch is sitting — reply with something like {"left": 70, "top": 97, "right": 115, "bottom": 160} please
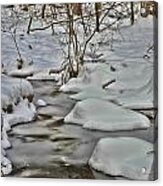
{"left": 64, "top": 98, "right": 150, "bottom": 131}
{"left": 89, "top": 137, "right": 154, "bottom": 180}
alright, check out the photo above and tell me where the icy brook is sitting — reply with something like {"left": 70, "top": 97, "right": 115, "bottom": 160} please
{"left": 1, "top": 8, "right": 157, "bottom": 180}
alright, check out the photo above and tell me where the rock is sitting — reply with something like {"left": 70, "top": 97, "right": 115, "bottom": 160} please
{"left": 8, "top": 68, "right": 34, "bottom": 78}
{"left": 6, "top": 99, "right": 36, "bottom": 127}
{"left": 1, "top": 155, "right": 12, "bottom": 176}
{"left": 36, "top": 99, "right": 47, "bottom": 107}
{"left": 89, "top": 137, "right": 154, "bottom": 180}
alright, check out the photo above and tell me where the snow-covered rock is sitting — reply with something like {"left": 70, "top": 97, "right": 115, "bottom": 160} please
{"left": 36, "top": 99, "right": 47, "bottom": 107}
{"left": 89, "top": 137, "right": 154, "bottom": 180}
{"left": 1, "top": 114, "right": 12, "bottom": 150}
{"left": 1, "top": 75, "right": 34, "bottom": 110}
{"left": 6, "top": 98, "right": 36, "bottom": 127}
{"left": 1, "top": 128, "right": 12, "bottom": 149}
{"left": 1, "top": 154, "right": 12, "bottom": 176}
{"left": 1, "top": 76, "right": 36, "bottom": 176}
{"left": 64, "top": 98, "right": 150, "bottom": 131}
{"left": 60, "top": 63, "right": 115, "bottom": 93}
{"left": 8, "top": 67, "right": 34, "bottom": 78}
{"left": 2, "top": 114, "right": 11, "bottom": 132}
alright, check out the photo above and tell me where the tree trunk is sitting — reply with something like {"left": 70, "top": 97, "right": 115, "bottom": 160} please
{"left": 131, "top": 2, "right": 134, "bottom": 25}
{"left": 95, "top": 3, "right": 101, "bottom": 32}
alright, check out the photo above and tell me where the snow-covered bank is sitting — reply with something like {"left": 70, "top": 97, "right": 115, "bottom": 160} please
{"left": 60, "top": 63, "right": 116, "bottom": 93}
{"left": 89, "top": 137, "right": 154, "bottom": 180}
{"left": 62, "top": 61, "right": 154, "bottom": 110}
{"left": 60, "top": 16, "right": 154, "bottom": 110}
{"left": 1, "top": 75, "right": 36, "bottom": 176}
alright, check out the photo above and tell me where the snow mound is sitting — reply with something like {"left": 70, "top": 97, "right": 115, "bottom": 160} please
{"left": 36, "top": 99, "right": 47, "bottom": 107}
{"left": 6, "top": 98, "right": 36, "bottom": 127}
{"left": 8, "top": 67, "right": 34, "bottom": 78}
{"left": 64, "top": 98, "right": 150, "bottom": 131}
{"left": 61, "top": 62, "right": 153, "bottom": 110}
{"left": 1, "top": 128, "right": 11, "bottom": 149}
{"left": 89, "top": 137, "right": 154, "bottom": 180}
{"left": 60, "top": 63, "right": 115, "bottom": 93}
{"left": 1, "top": 154, "right": 12, "bottom": 176}
{"left": 1, "top": 79, "right": 36, "bottom": 175}
{"left": 106, "top": 63, "right": 154, "bottom": 109}
{"left": 1, "top": 75, "right": 34, "bottom": 110}
{"left": 1, "top": 114, "right": 12, "bottom": 176}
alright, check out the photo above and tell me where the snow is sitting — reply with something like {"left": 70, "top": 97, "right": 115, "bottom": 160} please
{"left": 27, "top": 69, "right": 59, "bottom": 81}
{"left": 2, "top": 114, "right": 11, "bottom": 132}
{"left": 1, "top": 154, "right": 12, "bottom": 176}
{"left": 6, "top": 98, "right": 36, "bottom": 127}
{"left": 36, "top": 99, "right": 47, "bottom": 107}
{"left": 106, "top": 62, "right": 154, "bottom": 109}
{"left": 67, "top": 62, "right": 154, "bottom": 109}
{"left": 8, "top": 66, "right": 34, "bottom": 78}
{"left": 1, "top": 75, "right": 34, "bottom": 109}
{"left": 1, "top": 99, "right": 36, "bottom": 174}
{"left": 64, "top": 98, "right": 150, "bottom": 131}
{"left": 89, "top": 137, "right": 154, "bottom": 180}
{"left": 1, "top": 75, "right": 36, "bottom": 175}
{"left": 69, "top": 86, "right": 108, "bottom": 101}
{"left": 1, "top": 128, "right": 12, "bottom": 149}
{"left": 1, "top": 6, "right": 156, "bottom": 178}
{"left": 1, "top": 114, "right": 12, "bottom": 176}
{"left": 60, "top": 63, "right": 115, "bottom": 93}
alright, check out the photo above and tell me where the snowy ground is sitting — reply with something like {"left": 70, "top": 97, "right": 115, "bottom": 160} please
{"left": 1, "top": 6, "right": 157, "bottom": 180}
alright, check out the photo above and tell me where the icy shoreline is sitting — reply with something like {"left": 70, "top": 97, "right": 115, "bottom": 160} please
{"left": 1, "top": 76, "right": 36, "bottom": 176}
